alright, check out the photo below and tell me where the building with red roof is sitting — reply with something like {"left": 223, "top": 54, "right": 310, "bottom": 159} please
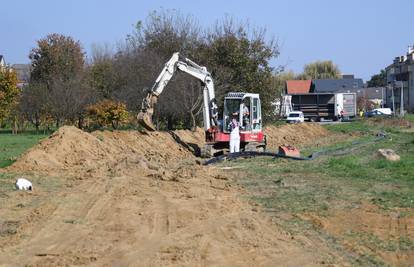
{"left": 285, "top": 80, "right": 312, "bottom": 94}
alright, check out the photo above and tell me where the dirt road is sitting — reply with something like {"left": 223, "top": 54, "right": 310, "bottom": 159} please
{"left": 0, "top": 125, "right": 335, "bottom": 266}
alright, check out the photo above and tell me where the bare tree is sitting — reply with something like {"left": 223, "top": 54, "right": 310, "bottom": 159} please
{"left": 20, "top": 83, "right": 49, "bottom": 132}
{"left": 183, "top": 80, "right": 203, "bottom": 130}
{"left": 47, "top": 75, "right": 95, "bottom": 128}
{"left": 113, "top": 9, "right": 205, "bottom": 129}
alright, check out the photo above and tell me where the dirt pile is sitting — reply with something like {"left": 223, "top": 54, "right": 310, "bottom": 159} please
{"left": 8, "top": 126, "right": 192, "bottom": 175}
{"left": 264, "top": 123, "right": 330, "bottom": 149}
{"left": 173, "top": 127, "right": 205, "bottom": 146}
{"left": 9, "top": 126, "right": 111, "bottom": 173}
{"left": 171, "top": 127, "right": 205, "bottom": 156}
{"left": 9, "top": 123, "right": 330, "bottom": 175}
{"left": 173, "top": 123, "right": 331, "bottom": 150}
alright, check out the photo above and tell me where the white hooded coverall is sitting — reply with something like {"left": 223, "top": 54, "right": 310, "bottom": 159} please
{"left": 229, "top": 119, "right": 240, "bottom": 153}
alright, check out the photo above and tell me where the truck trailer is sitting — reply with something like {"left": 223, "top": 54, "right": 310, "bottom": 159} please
{"left": 282, "top": 93, "right": 356, "bottom": 121}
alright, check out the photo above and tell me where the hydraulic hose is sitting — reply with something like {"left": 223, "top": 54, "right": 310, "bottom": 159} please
{"left": 203, "top": 132, "right": 387, "bottom": 166}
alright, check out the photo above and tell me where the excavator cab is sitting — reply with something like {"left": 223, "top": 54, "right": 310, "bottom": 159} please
{"left": 223, "top": 93, "right": 262, "bottom": 133}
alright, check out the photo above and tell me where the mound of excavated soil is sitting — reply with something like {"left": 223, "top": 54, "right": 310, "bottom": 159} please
{"left": 8, "top": 126, "right": 192, "bottom": 175}
{"left": 9, "top": 123, "right": 329, "bottom": 175}
{"left": 9, "top": 126, "right": 110, "bottom": 173}
{"left": 173, "top": 127, "right": 205, "bottom": 146}
{"left": 264, "top": 123, "right": 330, "bottom": 149}
{"left": 172, "top": 123, "right": 330, "bottom": 150}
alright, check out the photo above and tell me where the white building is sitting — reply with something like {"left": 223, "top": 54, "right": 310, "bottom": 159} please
{"left": 385, "top": 45, "right": 414, "bottom": 112}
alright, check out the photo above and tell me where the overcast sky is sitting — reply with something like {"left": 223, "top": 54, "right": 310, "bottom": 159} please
{"left": 2, "top": 0, "right": 413, "bottom": 80}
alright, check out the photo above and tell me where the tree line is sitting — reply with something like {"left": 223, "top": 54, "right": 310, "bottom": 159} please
{"left": 0, "top": 9, "right": 350, "bottom": 133}
{"left": 1, "top": 10, "right": 282, "bottom": 132}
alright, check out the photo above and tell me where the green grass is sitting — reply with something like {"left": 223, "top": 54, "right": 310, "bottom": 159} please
{"left": 325, "top": 119, "right": 369, "bottom": 134}
{"left": 237, "top": 129, "right": 414, "bottom": 210}
{"left": 222, "top": 117, "right": 414, "bottom": 266}
{"left": 405, "top": 113, "right": 414, "bottom": 123}
{"left": 0, "top": 132, "right": 48, "bottom": 168}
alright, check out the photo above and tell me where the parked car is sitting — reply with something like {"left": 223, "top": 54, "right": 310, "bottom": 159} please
{"left": 365, "top": 108, "right": 392, "bottom": 117}
{"left": 286, "top": 111, "right": 305, "bottom": 123}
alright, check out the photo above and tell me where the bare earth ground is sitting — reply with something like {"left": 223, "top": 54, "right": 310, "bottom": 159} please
{"left": 0, "top": 124, "right": 339, "bottom": 267}
{"left": 304, "top": 202, "right": 414, "bottom": 266}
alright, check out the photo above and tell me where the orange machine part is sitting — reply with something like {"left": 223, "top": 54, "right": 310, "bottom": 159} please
{"left": 278, "top": 145, "right": 300, "bottom": 158}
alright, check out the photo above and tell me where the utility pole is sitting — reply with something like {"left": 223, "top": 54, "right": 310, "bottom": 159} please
{"left": 399, "top": 81, "right": 404, "bottom": 117}
{"left": 390, "top": 83, "right": 396, "bottom": 117}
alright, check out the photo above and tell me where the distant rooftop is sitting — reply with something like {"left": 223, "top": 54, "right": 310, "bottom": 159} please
{"left": 12, "top": 64, "right": 31, "bottom": 83}
{"left": 313, "top": 78, "right": 364, "bottom": 93}
{"left": 342, "top": 74, "right": 354, "bottom": 79}
{"left": 286, "top": 80, "right": 312, "bottom": 94}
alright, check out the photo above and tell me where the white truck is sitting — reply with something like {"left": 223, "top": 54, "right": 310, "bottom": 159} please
{"left": 281, "top": 93, "right": 357, "bottom": 121}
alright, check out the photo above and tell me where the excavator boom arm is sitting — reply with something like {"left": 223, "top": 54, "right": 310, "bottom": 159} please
{"left": 138, "top": 52, "right": 218, "bottom": 131}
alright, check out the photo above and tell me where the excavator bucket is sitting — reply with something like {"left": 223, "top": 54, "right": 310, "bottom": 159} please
{"left": 137, "top": 110, "right": 156, "bottom": 131}
{"left": 137, "top": 93, "right": 158, "bottom": 131}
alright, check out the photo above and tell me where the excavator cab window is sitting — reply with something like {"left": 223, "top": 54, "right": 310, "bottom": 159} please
{"left": 252, "top": 97, "right": 261, "bottom": 131}
{"left": 223, "top": 98, "right": 241, "bottom": 133}
{"left": 241, "top": 97, "right": 251, "bottom": 131}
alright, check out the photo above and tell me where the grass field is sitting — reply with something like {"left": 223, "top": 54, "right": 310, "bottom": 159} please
{"left": 0, "top": 132, "right": 48, "bottom": 168}
{"left": 223, "top": 117, "right": 414, "bottom": 266}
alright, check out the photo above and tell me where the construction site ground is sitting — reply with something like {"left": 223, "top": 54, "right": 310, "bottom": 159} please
{"left": 0, "top": 120, "right": 413, "bottom": 266}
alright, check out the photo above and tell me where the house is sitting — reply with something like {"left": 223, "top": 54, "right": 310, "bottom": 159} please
{"left": 285, "top": 76, "right": 387, "bottom": 106}
{"left": 285, "top": 80, "right": 312, "bottom": 94}
{"left": 344, "top": 87, "right": 386, "bottom": 107}
{"left": 0, "top": 57, "right": 31, "bottom": 88}
{"left": 12, "top": 64, "right": 31, "bottom": 88}
{"left": 358, "top": 87, "right": 385, "bottom": 100}
{"left": 285, "top": 76, "right": 364, "bottom": 95}
{"left": 385, "top": 45, "right": 414, "bottom": 112}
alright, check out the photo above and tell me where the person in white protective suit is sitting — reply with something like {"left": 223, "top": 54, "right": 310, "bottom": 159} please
{"left": 229, "top": 113, "right": 241, "bottom": 153}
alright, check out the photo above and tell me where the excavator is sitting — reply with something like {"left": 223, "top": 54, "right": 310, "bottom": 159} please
{"left": 137, "top": 52, "right": 266, "bottom": 157}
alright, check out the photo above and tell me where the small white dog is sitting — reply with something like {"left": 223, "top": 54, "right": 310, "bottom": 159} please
{"left": 15, "top": 178, "right": 33, "bottom": 191}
